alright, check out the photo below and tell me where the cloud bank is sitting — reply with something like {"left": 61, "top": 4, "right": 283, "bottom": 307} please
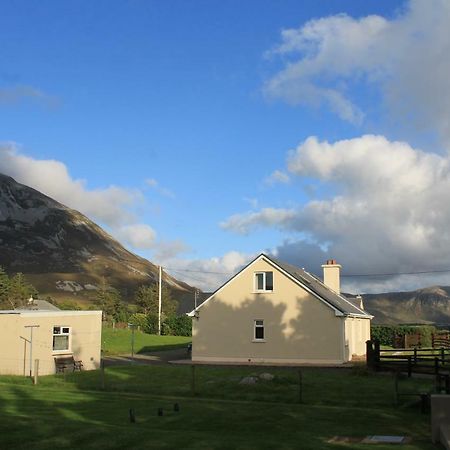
{"left": 222, "top": 135, "right": 450, "bottom": 292}
{"left": 264, "top": 0, "right": 450, "bottom": 145}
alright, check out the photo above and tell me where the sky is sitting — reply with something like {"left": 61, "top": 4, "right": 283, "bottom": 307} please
{"left": 1, "top": 0, "right": 450, "bottom": 293}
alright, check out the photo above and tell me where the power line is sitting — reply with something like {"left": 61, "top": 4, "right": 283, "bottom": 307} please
{"left": 164, "top": 267, "right": 233, "bottom": 275}
{"left": 342, "top": 268, "right": 450, "bottom": 278}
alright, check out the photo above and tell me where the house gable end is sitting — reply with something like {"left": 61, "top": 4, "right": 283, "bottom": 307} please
{"left": 188, "top": 254, "right": 345, "bottom": 317}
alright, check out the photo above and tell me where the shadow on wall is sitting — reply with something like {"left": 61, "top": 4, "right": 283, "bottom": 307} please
{"left": 193, "top": 295, "right": 344, "bottom": 363}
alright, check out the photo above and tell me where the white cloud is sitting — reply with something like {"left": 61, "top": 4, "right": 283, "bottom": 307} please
{"left": 0, "top": 143, "right": 142, "bottom": 227}
{"left": 222, "top": 135, "right": 450, "bottom": 292}
{"left": 221, "top": 208, "right": 298, "bottom": 235}
{"left": 115, "top": 224, "right": 156, "bottom": 250}
{"left": 264, "top": 0, "right": 450, "bottom": 144}
{"left": 153, "top": 240, "right": 191, "bottom": 262}
{"left": 0, "top": 84, "right": 60, "bottom": 109}
{"left": 163, "top": 251, "right": 253, "bottom": 291}
{"left": 146, "top": 178, "right": 175, "bottom": 199}
{"left": 265, "top": 170, "right": 290, "bottom": 186}
{"left": 243, "top": 197, "right": 259, "bottom": 209}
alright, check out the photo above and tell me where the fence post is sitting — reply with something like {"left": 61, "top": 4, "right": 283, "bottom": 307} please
{"left": 298, "top": 370, "right": 303, "bottom": 404}
{"left": 374, "top": 340, "right": 381, "bottom": 371}
{"left": 441, "top": 348, "right": 445, "bottom": 364}
{"left": 100, "top": 359, "right": 105, "bottom": 390}
{"left": 432, "top": 333, "right": 435, "bottom": 348}
{"left": 414, "top": 347, "right": 417, "bottom": 363}
{"left": 366, "top": 340, "right": 374, "bottom": 370}
{"left": 435, "top": 357, "right": 440, "bottom": 376}
{"left": 407, "top": 356, "right": 412, "bottom": 378}
{"left": 33, "top": 359, "right": 39, "bottom": 385}
{"left": 191, "top": 365, "right": 196, "bottom": 396}
{"left": 394, "top": 371, "right": 399, "bottom": 406}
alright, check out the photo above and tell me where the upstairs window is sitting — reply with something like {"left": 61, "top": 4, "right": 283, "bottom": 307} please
{"left": 53, "top": 326, "right": 70, "bottom": 352}
{"left": 254, "top": 320, "right": 265, "bottom": 340}
{"left": 254, "top": 271, "right": 273, "bottom": 292}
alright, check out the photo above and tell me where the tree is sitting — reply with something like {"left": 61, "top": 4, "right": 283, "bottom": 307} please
{"left": 134, "top": 284, "right": 178, "bottom": 317}
{"left": 96, "top": 279, "right": 128, "bottom": 322}
{"left": 0, "top": 266, "right": 10, "bottom": 310}
{"left": 8, "top": 272, "right": 38, "bottom": 309}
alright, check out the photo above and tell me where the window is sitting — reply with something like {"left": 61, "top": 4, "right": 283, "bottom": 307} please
{"left": 254, "top": 271, "right": 273, "bottom": 292}
{"left": 53, "top": 326, "right": 70, "bottom": 352}
{"left": 254, "top": 320, "right": 265, "bottom": 340}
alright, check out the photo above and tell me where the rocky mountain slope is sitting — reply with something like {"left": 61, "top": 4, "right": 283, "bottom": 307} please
{"left": 0, "top": 173, "right": 193, "bottom": 305}
{"left": 363, "top": 286, "right": 450, "bottom": 325}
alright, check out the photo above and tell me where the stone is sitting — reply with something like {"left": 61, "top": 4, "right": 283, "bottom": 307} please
{"left": 259, "top": 373, "right": 275, "bottom": 381}
{"left": 239, "top": 376, "right": 258, "bottom": 385}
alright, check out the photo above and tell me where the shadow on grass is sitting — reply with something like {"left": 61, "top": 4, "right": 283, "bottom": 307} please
{"left": 0, "top": 366, "right": 436, "bottom": 450}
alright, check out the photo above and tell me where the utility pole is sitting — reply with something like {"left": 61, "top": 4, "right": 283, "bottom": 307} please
{"left": 194, "top": 289, "right": 199, "bottom": 309}
{"left": 24, "top": 325, "right": 40, "bottom": 377}
{"left": 127, "top": 323, "right": 136, "bottom": 361}
{"left": 158, "top": 265, "right": 162, "bottom": 335}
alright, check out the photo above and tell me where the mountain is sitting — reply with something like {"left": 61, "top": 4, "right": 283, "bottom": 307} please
{"left": 363, "top": 286, "right": 450, "bottom": 325}
{"left": 0, "top": 173, "right": 193, "bottom": 306}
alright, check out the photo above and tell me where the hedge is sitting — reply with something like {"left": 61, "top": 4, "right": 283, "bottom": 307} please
{"left": 371, "top": 324, "right": 436, "bottom": 347}
{"left": 129, "top": 313, "right": 192, "bottom": 336}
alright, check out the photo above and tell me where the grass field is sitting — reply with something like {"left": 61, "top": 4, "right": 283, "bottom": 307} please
{"left": 101, "top": 327, "right": 191, "bottom": 355}
{"left": 0, "top": 364, "right": 437, "bottom": 449}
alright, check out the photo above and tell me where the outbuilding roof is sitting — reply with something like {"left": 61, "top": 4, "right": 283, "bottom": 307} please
{"left": 189, "top": 253, "right": 372, "bottom": 318}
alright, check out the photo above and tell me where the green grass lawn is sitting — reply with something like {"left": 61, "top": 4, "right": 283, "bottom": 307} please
{"left": 0, "top": 364, "right": 437, "bottom": 449}
{"left": 101, "top": 327, "right": 191, "bottom": 355}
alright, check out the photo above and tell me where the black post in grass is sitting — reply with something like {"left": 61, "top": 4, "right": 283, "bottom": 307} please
{"left": 129, "top": 408, "right": 136, "bottom": 423}
{"left": 100, "top": 359, "right": 105, "bottom": 390}
{"left": 298, "top": 369, "right": 303, "bottom": 404}
{"left": 191, "top": 365, "right": 196, "bottom": 396}
{"left": 393, "top": 371, "right": 399, "bottom": 407}
{"left": 174, "top": 403, "right": 180, "bottom": 412}
{"left": 158, "top": 407, "right": 163, "bottom": 416}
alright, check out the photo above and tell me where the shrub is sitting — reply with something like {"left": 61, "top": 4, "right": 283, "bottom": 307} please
{"left": 128, "top": 313, "right": 150, "bottom": 333}
{"left": 146, "top": 313, "right": 159, "bottom": 334}
{"left": 371, "top": 324, "right": 436, "bottom": 347}
{"left": 162, "top": 315, "right": 192, "bottom": 336}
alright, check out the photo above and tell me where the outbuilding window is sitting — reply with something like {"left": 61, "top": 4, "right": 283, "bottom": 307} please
{"left": 254, "top": 272, "right": 273, "bottom": 292}
{"left": 254, "top": 320, "right": 265, "bottom": 340}
{"left": 53, "top": 326, "right": 71, "bottom": 352}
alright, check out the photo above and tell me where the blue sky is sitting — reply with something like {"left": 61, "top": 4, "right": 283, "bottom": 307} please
{"left": 1, "top": 0, "right": 450, "bottom": 292}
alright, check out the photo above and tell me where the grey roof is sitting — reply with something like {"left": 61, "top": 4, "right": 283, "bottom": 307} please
{"left": 266, "top": 255, "right": 370, "bottom": 317}
{"left": 17, "top": 299, "right": 61, "bottom": 312}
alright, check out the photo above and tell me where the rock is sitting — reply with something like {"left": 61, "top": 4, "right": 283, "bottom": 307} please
{"left": 259, "top": 373, "right": 275, "bottom": 381}
{"left": 239, "top": 376, "right": 258, "bottom": 385}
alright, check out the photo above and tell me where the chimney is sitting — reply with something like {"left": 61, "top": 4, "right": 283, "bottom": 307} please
{"left": 321, "top": 259, "right": 342, "bottom": 294}
{"left": 355, "top": 294, "right": 364, "bottom": 310}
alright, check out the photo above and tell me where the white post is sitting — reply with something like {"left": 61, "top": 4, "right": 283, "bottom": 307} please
{"left": 158, "top": 265, "right": 162, "bottom": 336}
{"left": 24, "top": 325, "right": 40, "bottom": 377}
{"left": 34, "top": 359, "right": 39, "bottom": 385}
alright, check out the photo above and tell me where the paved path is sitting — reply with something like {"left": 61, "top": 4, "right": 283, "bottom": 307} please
{"left": 103, "top": 348, "right": 191, "bottom": 366}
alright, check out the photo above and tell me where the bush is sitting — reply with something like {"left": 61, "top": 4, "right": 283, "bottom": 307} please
{"left": 162, "top": 315, "right": 192, "bottom": 336}
{"left": 146, "top": 313, "right": 159, "bottom": 334}
{"left": 371, "top": 324, "right": 436, "bottom": 347}
{"left": 128, "top": 313, "right": 150, "bottom": 333}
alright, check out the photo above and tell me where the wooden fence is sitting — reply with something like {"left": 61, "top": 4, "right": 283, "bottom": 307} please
{"left": 366, "top": 340, "right": 450, "bottom": 381}
{"left": 432, "top": 333, "right": 450, "bottom": 349}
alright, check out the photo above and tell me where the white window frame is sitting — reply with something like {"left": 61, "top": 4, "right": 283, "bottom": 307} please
{"left": 254, "top": 271, "right": 274, "bottom": 292}
{"left": 52, "top": 326, "right": 71, "bottom": 353}
{"left": 253, "top": 319, "right": 265, "bottom": 342}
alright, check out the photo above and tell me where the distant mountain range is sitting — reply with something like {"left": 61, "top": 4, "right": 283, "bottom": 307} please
{"left": 362, "top": 286, "right": 450, "bottom": 325}
{"left": 0, "top": 173, "right": 193, "bottom": 307}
